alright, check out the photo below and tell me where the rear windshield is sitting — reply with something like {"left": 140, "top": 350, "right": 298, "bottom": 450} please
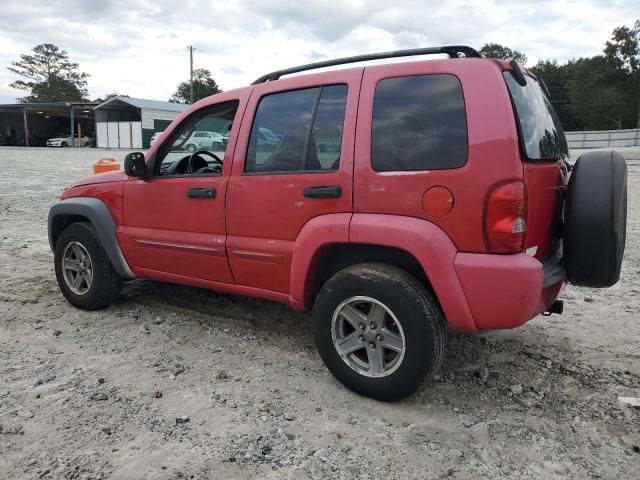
{"left": 504, "top": 73, "right": 568, "bottom": 161}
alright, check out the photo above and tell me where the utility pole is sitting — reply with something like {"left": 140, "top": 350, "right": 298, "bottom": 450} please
{"left": 636, "top": 71, "right": 640, "bottom": 129}
{"left": 637, "top": 88, "right": 640, "bottom": 129}
{"left": 188, "top": 45, "right": 194, "bottom": 104}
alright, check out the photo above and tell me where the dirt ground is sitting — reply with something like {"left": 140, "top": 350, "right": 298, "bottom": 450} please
{"left": 1, "top": 146, "right": 639, "bottom": 480}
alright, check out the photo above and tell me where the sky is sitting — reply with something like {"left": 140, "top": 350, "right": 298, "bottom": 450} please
{"left": 0, "top": 0, "right": 638, "bottom": 103}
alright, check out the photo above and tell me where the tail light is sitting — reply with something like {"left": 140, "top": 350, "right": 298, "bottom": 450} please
{"left": 484, "top": 181, "right": 527, "bottom": 253}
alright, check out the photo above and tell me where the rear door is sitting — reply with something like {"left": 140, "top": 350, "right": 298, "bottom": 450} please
{"left": 354, "top": 60, "right": 528, "bottom": 254}
{"left": 226, "top": 69, "right": 362, "bottom": 293}
{"left": 355, "top": 62, "right": 476, "bottom": 253}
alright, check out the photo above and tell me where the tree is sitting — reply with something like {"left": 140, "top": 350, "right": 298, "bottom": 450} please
{"left": 170, "top": 68, "right": 222, "bottom": 104}
{"left": 529, "top": 20, "right": 640, "bottom": 130}
{"left": 566, "top": 56, "right": 634, "bottom": 130}
{"left": 604, "top": 19, "right": 640, "bottom": 127}
{"left": 604, "top": 20, "right": 640, "bottom": 72}
{"left": 479, "top": 43, "right": 528, "bottom": 65}
{"left": 531, "top": 60, "right": 578, "bottom": 130}
{"left": 7, "top": 43, "right": 89, "bottom": 103}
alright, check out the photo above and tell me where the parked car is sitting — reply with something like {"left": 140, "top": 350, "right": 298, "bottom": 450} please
{"left": 257, "top": 127, "right": 279, "bottom": 146}
{"left": 48, "top": 45, "right": 627, "bottom": 401}
{"left": 184, "top": 131, "right": 225, "bottom": 152}
{"left": 149, "top": 131, "right": 163, "bottom": 147}
{"left": 47, "top": 135, "right": 90, "bottom": 147}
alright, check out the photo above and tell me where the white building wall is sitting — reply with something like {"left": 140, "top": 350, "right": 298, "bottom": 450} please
{"left": 96, "top": 121, "right": 142, "bottom": 148}
{"left": 96, "top": 122, "right": 108, "bottom": 148}
{"left": 95, "top": 105, "right": 184, "bottom": 148}
{"left": 141, "top": 108, "right": 182, "bottom": 129}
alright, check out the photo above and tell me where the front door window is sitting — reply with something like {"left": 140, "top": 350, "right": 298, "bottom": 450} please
{"left": 158, "top": 101, "right": 238, "bottom": 176}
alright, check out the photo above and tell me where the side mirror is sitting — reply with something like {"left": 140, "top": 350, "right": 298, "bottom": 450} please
{"left": 124, "top": 152, "right": 147, "bottom": 178}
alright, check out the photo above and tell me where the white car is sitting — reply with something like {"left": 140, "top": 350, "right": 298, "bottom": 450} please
{"left": 185, "top": 131, "right": 225, "bottom": 152}
{"left": 47, "top": 135, "right": 90, "bottom": 147}
{"left": 149, "top": 131, "right": 163, "bottom": 146}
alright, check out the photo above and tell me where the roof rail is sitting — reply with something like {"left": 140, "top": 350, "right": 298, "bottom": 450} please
{"left": 251, "top": 45, "right": 481, "bottom": 85}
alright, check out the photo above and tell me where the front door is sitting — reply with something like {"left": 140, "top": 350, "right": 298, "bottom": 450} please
{"left": 226, "top": 69, "right": 362, "bottom": 293}
{"left": 119, "top": 95, "right": 246, "bottom": 284}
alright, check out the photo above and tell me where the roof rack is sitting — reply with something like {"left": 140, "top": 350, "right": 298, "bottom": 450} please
{"left": 251, "top": 45, "right": 481, "bottom": 85}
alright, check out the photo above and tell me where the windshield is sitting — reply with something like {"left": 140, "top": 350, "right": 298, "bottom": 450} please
{"left": 504, "top": 72, "right": 568, "bottom": 161}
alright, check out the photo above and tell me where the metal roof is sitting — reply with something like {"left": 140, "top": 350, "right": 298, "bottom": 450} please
{"left": 94, "top": 96, "right": 188, "bottom": 112}
{"left": 0, "top": 102, "right": 98, "bottom": 113}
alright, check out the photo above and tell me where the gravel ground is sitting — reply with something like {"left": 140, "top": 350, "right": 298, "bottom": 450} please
{"left": 1, "top": 146, "right": 639, "bottom": 480}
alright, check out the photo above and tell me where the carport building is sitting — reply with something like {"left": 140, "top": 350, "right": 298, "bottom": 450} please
{"left": 94, "top": 96, "right": 187, "bottom": 149}
{"left": 0, "top": 102, "right": 97, "bottom": 147}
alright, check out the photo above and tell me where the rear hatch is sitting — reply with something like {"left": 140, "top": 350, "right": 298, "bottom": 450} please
{"left": 503, "top": 71, "right": 569, "bottom": 260}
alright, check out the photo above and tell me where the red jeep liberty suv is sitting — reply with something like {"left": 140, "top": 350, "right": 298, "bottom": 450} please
{"left": 48, "top": 46, "right": 627, "bottom": 401}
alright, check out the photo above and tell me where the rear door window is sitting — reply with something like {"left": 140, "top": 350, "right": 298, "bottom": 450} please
{"left": 371, "top": 74, "right": 467, "bottom": 171}
{"left": 245, "top": 85, "right": 348, "bottom": 173}
{"left": 504, "top": 73, "right": 568, "bottom": 161}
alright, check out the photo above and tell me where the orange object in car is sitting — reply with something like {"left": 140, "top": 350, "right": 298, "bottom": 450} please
{"left": 93, "top": 158, "right": 120, "bottom": 174}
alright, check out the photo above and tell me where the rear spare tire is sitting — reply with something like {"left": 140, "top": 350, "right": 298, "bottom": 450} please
{"left": 564, "top": 150, "right": 627, "bottom": 287}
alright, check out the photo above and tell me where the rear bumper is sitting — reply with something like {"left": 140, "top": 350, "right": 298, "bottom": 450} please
{"left": 454, "top": 251, "right": 566, "bottom": 331}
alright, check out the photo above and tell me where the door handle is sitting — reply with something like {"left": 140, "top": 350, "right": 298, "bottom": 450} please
{"left": 187, "top": 187, "right": 216, "bottom": 199}
{"left": 303, "top": 185, "right": 342, "bottom": 199}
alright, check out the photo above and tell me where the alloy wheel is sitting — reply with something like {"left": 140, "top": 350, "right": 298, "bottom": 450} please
{"left": 61, "top": 241, "right": 93, "bottom": 295}
{"left": 331, "top": 296, "right": 406, "bottom": 378}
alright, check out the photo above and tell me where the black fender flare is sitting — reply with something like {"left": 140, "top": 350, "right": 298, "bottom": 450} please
{"left": 48, "top": 197, "right": 136, "bottom": 279}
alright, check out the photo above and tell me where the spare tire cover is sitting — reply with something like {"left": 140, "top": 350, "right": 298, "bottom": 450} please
{"left": 564, "top": 150, "right": 627, "bottom": 287}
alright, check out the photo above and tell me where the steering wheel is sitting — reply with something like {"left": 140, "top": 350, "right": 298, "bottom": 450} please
{"left": 187, "top": 150, "right": 223, "bottom": 174}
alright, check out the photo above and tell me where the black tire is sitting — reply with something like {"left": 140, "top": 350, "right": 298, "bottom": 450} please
{"left": 61, "top": 141, "right": 68, "bottom": 148}
{"left": 54, "top": 222, "right": 123, "bottom": 310}
{"left": 186, "top": 143, "right": 196, "bottom": 153}
{"left": 312, "top": 263, "right": 446, "bottom": 401}
{"left": 564, "top": 150, "right": 627, "bottom": 287}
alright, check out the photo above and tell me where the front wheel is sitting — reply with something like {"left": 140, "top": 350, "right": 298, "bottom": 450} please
{"left": 54, "top": 222, "right": 122, "bottom": 310}
{"left": 61, "top": 141, "right": 68, "bottom": 148}
{"left": 312, "top": 263, "right": 446, "bottom": 401}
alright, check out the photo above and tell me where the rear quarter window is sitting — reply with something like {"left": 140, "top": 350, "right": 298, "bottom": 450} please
{"left": 371, "top": 74, "right": 468, "bottom": 172}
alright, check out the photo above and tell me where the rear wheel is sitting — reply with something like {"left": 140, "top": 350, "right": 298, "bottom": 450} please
{"left": 186, "top": 143, "right": 196, "bottom": 153}
{"left": 312, "top": 263, "right": 446, "bottom": 401}
{"left": 54, "top": 222, "right": 122, "bottom": 310}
